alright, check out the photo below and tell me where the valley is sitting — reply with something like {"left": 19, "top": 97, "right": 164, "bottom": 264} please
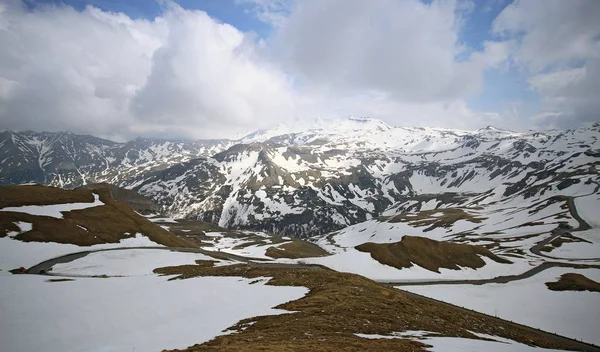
{"left": 1, "top": 119, "right": 599, "bottom": 351}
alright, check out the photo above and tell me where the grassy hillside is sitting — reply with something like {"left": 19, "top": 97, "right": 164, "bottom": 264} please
{"left": 155, "top": 261, "right": 580, "bottom": 352}
{"left": 355, "top": 235, "right": 511, "bottom": 272}
{"left": 0, "top": 185, "right": 193, "bottom": 248}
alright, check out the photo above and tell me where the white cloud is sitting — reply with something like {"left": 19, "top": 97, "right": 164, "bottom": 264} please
{"left": 528, "top": 62, "right": 600, "bottom": 127}
{"left": 0, "top": 1, "right": 295, "bottom": 140}
{"left": 129, "top": 4, "right": 295, "bottom": 138}
{"left": 236, "top": 0, "right": 291, "bottom": 28}
{"left": 272, "top": 0, "right": 509, "bottom": 103}
{"left": 0, "top": 0, "right": 516, "bottom": 140}
{"left": 3, "top": 0, "right": 595, "bottom": 141}
{"left": 494, "top": 0, "right": 600, "bottom": 72}
{"left": 494, "top": 0, "right": 600, "bottom": 128}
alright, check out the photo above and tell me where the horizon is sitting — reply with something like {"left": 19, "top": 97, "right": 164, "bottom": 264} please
{"left": 0, "top": 0, "right": 599, "bottom": 141}
{"left": 2, "top": 115, "right": 598, "bottom": 143}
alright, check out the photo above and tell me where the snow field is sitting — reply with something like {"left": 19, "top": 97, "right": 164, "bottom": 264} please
{"left": 0, "top": 274, "right": 308, "bottom": 352}
{"left": 1, "top": 193, "right": 105, "bottom": 218}
{"left": 401, "top": 267, "right": 600, "bottom": 345}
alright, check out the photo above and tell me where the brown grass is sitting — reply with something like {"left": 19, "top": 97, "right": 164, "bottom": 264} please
{"left": 389, "top": 208, "right": 484, "bottom": 232}
{"left": 355, "top": 236, "right": 512, "bottom": 273}
{"left": 153, "top": 262, "right": 576, "bottom": 352}
{"left": 46, "top": 278, "right": 75, "bottom": 283}
{"left": 265, "top": 240, "right": 330, "bottom": 259}
{"left": 546, "top": 273, "right": 600, "bottom": 292}
{"left": 0, "top": 185, "right": 93, "bottom": 208}
{"left": 0, "top": 185, "right": 194, "bottom": 248}
{"left": 550, "top": 234, "right": 592, "bottom": 248}
{"left": 232, "top": 239, "right": 271, "bottom": 250}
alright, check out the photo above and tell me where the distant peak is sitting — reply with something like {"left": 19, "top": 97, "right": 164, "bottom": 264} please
{"left": 479, "top": 125, "right": 500, "bottom": 131}
{"left": 347, "top": 116, "right": 371, "bottom": 122}
{"left": 345, "top": 116, "right": 392, "bottom": 130}
{"left": 477, "top": 125, "right": 515, "bottom": 134}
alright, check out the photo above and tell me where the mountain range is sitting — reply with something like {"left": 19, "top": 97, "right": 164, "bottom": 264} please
{"left": 2, "top": 117, "right": 599, "bottom": 237}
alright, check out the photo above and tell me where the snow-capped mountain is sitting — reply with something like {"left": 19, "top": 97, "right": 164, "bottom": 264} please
{"left": 126, "top": 118, "right": 600, "bottom": 237}
{"left": 0, "top": 130, "right": 232, "bottom": 188}
{"left": 1, "top": 118, "right": 599, "bottom": 238}
{"left": 0, "top": 131, "right": 116, "bottom": 186}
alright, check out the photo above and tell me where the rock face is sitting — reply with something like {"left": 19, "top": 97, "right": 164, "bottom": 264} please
{"left": 2, "top": 118, "right": 599, "bottom": 237}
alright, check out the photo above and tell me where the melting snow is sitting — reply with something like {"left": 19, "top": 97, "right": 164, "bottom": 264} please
{"left": 0, "top": 233, "right": 160, "bottom": 271}
{"left": 401, "top": 267, "right": 600, "bottom": 345}
{"left": 1, "top": 194, "right": 105, "bottom": 219}
{"left": 0, "top": 274, "right": 307, "bottom": 352}
{"left": 52, "top": 249, "right": 233, "bottom": 276}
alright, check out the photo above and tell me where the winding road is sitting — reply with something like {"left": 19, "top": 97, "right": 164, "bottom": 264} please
{"left": 18, "top": 187, "right": 600, "bottom": 350}
{"left": 26, "top": 246, "right": 266, "bottom": 275}
{"left": 27, "top": 191, "right": 600, "bottom": 283}
{"left": 530, "top": 195, "right": 600, "bottom": 261}
{"left": 22, "top": 243, "right": 600, "bottom": 352}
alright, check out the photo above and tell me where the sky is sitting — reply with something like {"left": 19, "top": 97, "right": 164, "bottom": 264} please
{"left": 0, "top": 0, "right": 599, "bottom": 141}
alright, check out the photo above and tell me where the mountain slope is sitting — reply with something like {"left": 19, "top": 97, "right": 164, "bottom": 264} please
{"left": 0, "top": 131, "right": 232, "bottom": 188}
{"left": 129, "top": 119, "right": 600, "bottom": 238}
{"left": 2, "top": 120, "right": 599, "bottom": 240}
{"left": 0, "top": 184, "right": 193, "bottom": 247}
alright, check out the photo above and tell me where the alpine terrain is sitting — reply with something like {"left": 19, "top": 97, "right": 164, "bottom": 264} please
{"left": 2, "top": 118, "right": 600, "bottom": 351}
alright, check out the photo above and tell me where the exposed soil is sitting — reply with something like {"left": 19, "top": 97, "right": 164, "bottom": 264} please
{"left": 549, "top": 233, "right": 592, "bottom": 249}
{"left": 0, "top": 185, "right": 94, "bottom": 208}
{"left": 265, "top": 240, "right": 330, "bottom": 259}
{"left": 0, "top": 185, "right": 194, "bottom": 248}
{"left": 46, "top": 278, "right": 74, "bottom": 283}
{"left": 355, "top": 235, "right": 512, "bottom": 273}
{"left": 77, "top": 183, "right": 160, "bottom": 215}
{"left": 154, "top": 262, "right": 580, "bottom": 352}
{"left": 546, "top": 273, "right": 600, "bottom": 292}
{"left": 230, "top": 233, "right": 287, "bottom": 249}
{"left": 389, "top": 208, "right": 484, "bottom": 232}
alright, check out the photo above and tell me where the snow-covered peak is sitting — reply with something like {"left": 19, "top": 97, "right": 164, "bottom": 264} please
{"left": 240, "top": 116, "right": 392, "bottom": 144}
{"left": 476, "top": 125, "right": 520, "bottom": 137}
{"left": 479, "top": 125, "right": 502, "bottom": 131}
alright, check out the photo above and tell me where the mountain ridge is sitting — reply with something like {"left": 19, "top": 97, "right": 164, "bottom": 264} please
{"left": 1, "top": 120, "right": 598, "bottom": 238}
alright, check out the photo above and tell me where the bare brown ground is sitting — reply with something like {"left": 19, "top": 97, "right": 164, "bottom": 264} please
{"left": 154, "top": 262, "right": 577, "bottom": 352}
{"left": 265, "top": 240, "right": 330, "bottom": 259}
{"left": 389, "top": 208, "right": 484, "bottom": 232}
{"left": 0, "top": 185, "right": 94, "bottom": 208}
{"left": 46, "top": 278, "right": 74, "bottom": 283}
{"left": 355, "top": 235, "right": 512, "bottom": 273}
{"left": 0, "top": 185, "right": 194, "bottom": 248}
{"left": 549, "top": 234, "right": 592, "bottom": 248}
{"left": 546, "top": 273, "right": 600, "bottom": 292}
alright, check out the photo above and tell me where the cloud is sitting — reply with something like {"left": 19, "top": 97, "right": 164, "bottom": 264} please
{"left": 1, "top": 0, "right": 595, "bottom": 140}
{"left": 0, "top": 0, "right": 515, "bottom": 140}
{"left": 236, "top": 0, "right": 291, "bottom": 28}
{"left": 129, "top": 4, "right": 295, "bottom": 138}
{"left": 272, "top": 0, "right": 509, "bottom": 103}
{"left": 494, "top": 0, "right": 600, "bottom": 127}
{"left": 0, "top": 1, "right": 295, "bottom": 141}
